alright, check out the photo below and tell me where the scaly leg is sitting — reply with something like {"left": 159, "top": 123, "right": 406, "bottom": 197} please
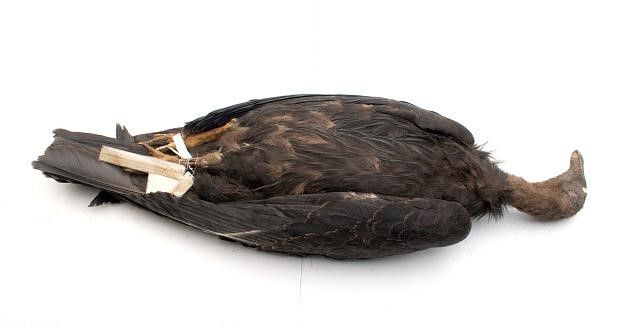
{"left": 185, "top": 118, "right": 238, "bottom": 147}
{"left": 139, "top": 133, "right": 177, "bottom": 147}
{"left": 140, "top": 119, "right": 235, "bottom": 168}
{"left": 156, "top": 119, "right": 239, "bottom": 152}
{"left": 143, "top": 144, "right": 223, "bottom": 168}
{"left": 143, "top": 144, "right": 179, "bottom": 163}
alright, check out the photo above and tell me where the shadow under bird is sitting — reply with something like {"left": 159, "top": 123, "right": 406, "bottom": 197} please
{"left": 33, "top": 95, "right": 587, "bottom": 259}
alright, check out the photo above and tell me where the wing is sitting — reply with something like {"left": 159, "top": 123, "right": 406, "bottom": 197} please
{"left": 343, "top": 96, "right": 475, "bottom": 145}
{"left": 122, "top": 192, "right": 471, "bottom": 259}
{"left": 183, "top": 94, "right": 474, "bottom": 145}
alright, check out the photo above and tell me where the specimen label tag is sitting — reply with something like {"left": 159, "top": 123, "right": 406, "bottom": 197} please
{"left": 172, "top": 134, "right": 193, "bottom": 159}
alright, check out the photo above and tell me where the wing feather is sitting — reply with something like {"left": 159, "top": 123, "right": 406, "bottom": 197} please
{"left": 122, "top": 192, "right": 471, "bottom": 259}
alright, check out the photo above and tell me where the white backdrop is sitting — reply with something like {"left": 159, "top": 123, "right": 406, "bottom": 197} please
{"left": 1, "top": 1, "right": 638, "bottom": 326}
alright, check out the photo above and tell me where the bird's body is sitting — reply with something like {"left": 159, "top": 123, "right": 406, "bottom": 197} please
{"left": 33, "top": 95, "right": 587, "bottom": 259}
{"left": 166, "top": 95, "right": 506, "bottom": 216}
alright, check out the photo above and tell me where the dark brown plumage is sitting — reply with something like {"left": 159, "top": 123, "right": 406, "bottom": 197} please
{"left": 33, "top": 95, "right": 587, "bottom": 259}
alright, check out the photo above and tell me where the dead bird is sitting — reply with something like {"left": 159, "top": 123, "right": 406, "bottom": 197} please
{"left": 33, "top": 95, "right": 587, "bottom": 259}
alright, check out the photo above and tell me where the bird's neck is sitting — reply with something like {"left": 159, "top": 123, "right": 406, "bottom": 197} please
{"left": 505, "top": 175, "right": 563, "bottom": 219}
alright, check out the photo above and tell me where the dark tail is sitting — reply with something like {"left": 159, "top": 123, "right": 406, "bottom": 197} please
{"left": 32, "top": 126, "right": 148, "bottom": 204}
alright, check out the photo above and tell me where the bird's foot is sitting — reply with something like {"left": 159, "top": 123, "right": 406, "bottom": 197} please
{"left": 139, "top": 119, "right": 237, "bottom": 166}
{"left": 182, "top": 119, "right": 238, "bottom": 148}
{"left": 142, "top": 144, "right": 180, "bottom": 163}
{"left": 138, "top": 133, "right": 178, "bottom": 155}
{"left": 139, "top": 133, "right": 176, "bottom": 147}
{"left": 143, "top": 144, "right": 223, "bottom": 168}
{"left": 192, "top": 150, "right": 223, "bottom": 168}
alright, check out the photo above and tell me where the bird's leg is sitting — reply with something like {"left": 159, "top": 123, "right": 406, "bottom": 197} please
{"left": 137, "top": 133, "right": 179, "bottom": 156}
{"left": 143, "top": 144, "right": 223, "bottom": 168}
{"left": 139, "top": 133, "right": 177, "bottom": 147}
{"left": 140, "top": 119, "right": 236, "bottom": 166}
{"left": 190, "top": 150, "right": 223, "bottom": 168}
{"left": 184, "top": 119, "right": 239, "bottom": 148}
{"left": 155, "top": 119, "right": 239, "bottom": 152}
{"left": 142, "top": 144, "right": 180, "bottom": 163}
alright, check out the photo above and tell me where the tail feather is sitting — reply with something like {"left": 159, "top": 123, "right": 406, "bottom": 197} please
{"left": 52, "top": 128, "right": 147, "bottom": 155}
{"left": 116, "top": 123, "right": 135, "bottom": 143}
{"left": 88, "top": 191, "right": 122, "bottom": 207}
{"left": 32, "top": 128, "right": 147, "bottom": 197}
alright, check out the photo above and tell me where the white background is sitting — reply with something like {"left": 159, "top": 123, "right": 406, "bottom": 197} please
{"left": 1, "top": 1, "right": 638, "bottom": 326}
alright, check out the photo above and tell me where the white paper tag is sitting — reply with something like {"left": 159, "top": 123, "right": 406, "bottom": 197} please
{"left": 171, "top": 172, "right": 194, "bottom": 196}
{"left": 146, "top": 173, "right": 181, "bottom": 193}
{"left": 172, "top": 133, "right": 193, "bottom": 159}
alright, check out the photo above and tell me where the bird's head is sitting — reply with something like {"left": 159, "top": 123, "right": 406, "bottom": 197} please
{"left": 545, "top": 150, "right": 588, "bottom": 219}
{"left": 506, "top": 150, "right": 587, "bottom": 220}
